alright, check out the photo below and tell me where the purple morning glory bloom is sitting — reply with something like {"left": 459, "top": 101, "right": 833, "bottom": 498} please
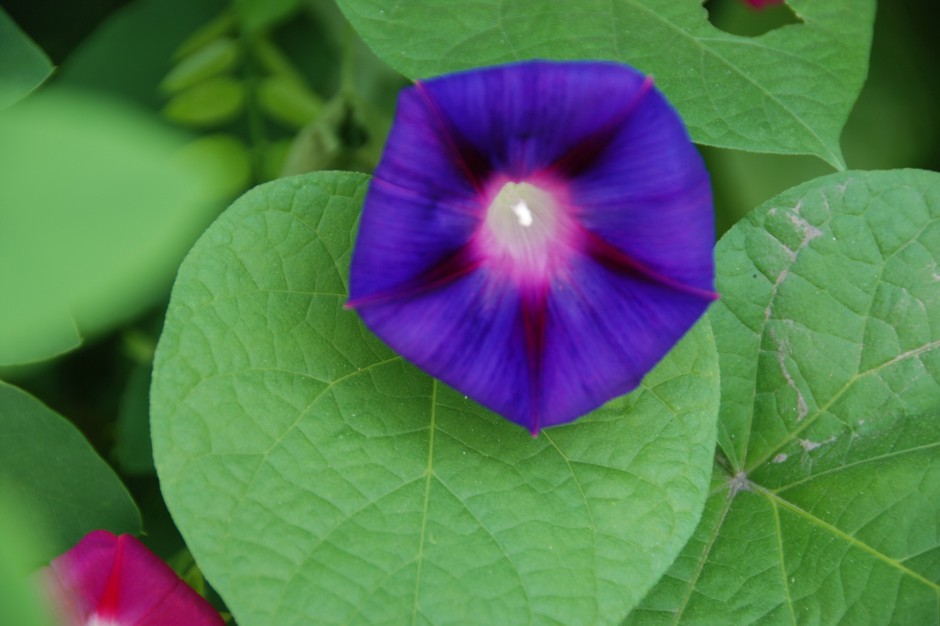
{"left": 348, "top": 61, "right": 716, "bottom": 435}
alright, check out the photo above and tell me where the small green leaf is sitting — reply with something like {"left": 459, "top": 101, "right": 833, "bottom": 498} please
{"left": 0, "top": 5, "right": 53, "bottom": 109}
{"left": 336, "top": 0, "right": 876, "bottom": 168}
{"left": 173, "top": 11, "right": 238, "bottom": 62}
{"left": 233, "top": 0, "right": 301, "bottom": 32}
{"left": 162, "top": 75, "right": 246, "bottom": 127}
{"left": 0, "top": 89, "right": 219, "bottom": 365}
{"left": 628, "top": 170, "right": 940, "bottom": 624}
{"left": 0, "top": 381, "right": 141, "bottom": 562}
{"left": 151, "top": 172, "right": 721, "bottom": 625}
{"left": 160, "top": 37, "right": 240, "bottom": 94}
{"left": 257, "top": 74, "right": 324, "bottom": 129}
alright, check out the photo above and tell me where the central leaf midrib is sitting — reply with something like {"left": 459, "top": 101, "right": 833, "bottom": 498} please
{"left": 411, "top": 379, "right": 437, "bottom": 625}
{"left": 673, "top": 490, "right": 735, "bottom": 625}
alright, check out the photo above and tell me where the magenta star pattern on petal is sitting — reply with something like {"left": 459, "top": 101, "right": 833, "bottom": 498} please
{"left": 41, "top": 530, "right": 224, "bottom": 626}
{"left": 348, "top": 61, "right": 717, "bottom": 435}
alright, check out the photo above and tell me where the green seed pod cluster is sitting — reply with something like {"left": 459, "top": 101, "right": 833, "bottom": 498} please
{"left": 161, "top": 11, "right": 323, "bottom": 132}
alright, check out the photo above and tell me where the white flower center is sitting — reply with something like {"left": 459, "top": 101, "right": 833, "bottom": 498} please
{"left": 483, "top": 181, "right": 566, "bottom": 280}
{"left": 511, "top": 200, "right": 534, "bottom": 226}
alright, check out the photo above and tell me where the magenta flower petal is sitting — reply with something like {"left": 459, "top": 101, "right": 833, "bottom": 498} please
{"left": 349, "top": 61, "right": 716, "bottom": 434}
{"left": 42, "top": 530, "right": 224, "bottom": 626}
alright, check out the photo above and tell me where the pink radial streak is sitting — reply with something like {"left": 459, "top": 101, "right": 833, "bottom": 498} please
{"left": 520, "top": 286, "right": 549, "bottom": 435}
{"left": 581, "top": 230, "right": 719, "bottom": 302}
{"left": 96, "top": 534, "right": 125, "bottom": 618}
{"left": 345, "top": 242, "right": 483, "bottom": 309}
{"left": 543, "top": 75, "right": 655, "bottom": 178}
{"left": 413, "top": 80, "right": 491, "bottom": 194}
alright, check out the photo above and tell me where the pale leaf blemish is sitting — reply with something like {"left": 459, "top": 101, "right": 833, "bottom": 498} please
{"left": 772, "top": 453, "right": 788, "bottom": 463}
{"left": 787, "top": 212, "right": 823, "bottom": 252}
{"left": 799, "top": 439, "right": 822, "bottom": 452}
{"left": 769, "top": 328, "right": 809, "bottom": 421}
{"left": 762, "top": 204, "right": 823, "bottom": 321}
{"left": 798, "top": 436, "right": 836, "bottom": 452}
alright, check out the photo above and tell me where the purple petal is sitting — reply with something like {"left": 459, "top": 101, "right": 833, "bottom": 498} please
{"left": 539, "top": 256, "right": 713, "bottom": 428}
{"left": 417, "top": 61, "right": 653, "bottom": 179}
{"left": 356, "top": 269, "right": 537, "bottom": 422}
{"left": 349, "top": 60, "right": 716, "bottom": 433}
{"left": 347, "top": 103, "right": 481, "bottom": 302}
{"left": 564, "top": 84, "right": 715, "bottom": 292}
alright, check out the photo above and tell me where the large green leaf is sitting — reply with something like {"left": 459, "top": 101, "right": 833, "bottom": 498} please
{"left": 628, "top": 170, "right": 940, "bottom": 624}
{"left": 0, "top": 381, "right": 141, "bottom": 562}
{"left": 0, "top": 89, "right": 219, "bottom": 365}
{"left": 335, "top": 0, "right": 875, "bottom": 169}
{"left": 0, "top": 5, "right": 53, "bottom": 110}
{"left": 152, "top": 172, "right": 720, "bottom": 625}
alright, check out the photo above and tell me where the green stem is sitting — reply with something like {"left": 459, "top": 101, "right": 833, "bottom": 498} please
{"left": 241, "top": 33, "right": 268, "bottom": 183}
{"left": 340, "top": 21, "right": 356, "bottom": 97}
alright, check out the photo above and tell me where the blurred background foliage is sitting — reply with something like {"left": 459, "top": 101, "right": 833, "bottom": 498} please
{"left": 1, "top": 0, "right": 939, "bottom": 614}
{"left": 1, "top": 0, "right": 402, "bottom": 597}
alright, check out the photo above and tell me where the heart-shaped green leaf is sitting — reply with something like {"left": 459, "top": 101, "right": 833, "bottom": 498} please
{"left": 335, "top": 0, "right": 875, "bottom": 169}
{"left": 152, "top": 172, "right": 721, "bottom": 625}
{"left": 628, "top": 170, "right": 940, "bottom": 624}
{"left": 0, "top": 381, "right": 141, "bottom": 562}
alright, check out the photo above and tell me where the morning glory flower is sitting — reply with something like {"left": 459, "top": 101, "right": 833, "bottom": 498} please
{"left": 40, "top": 530, "right": 223, "bottom": 626}
{"left": 348, "top": 61, "right": 716, "bottom": 435}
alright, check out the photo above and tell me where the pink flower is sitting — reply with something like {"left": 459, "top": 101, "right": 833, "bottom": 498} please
{"left": 40, "top": 531, "right": 224, "bottom": 626}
